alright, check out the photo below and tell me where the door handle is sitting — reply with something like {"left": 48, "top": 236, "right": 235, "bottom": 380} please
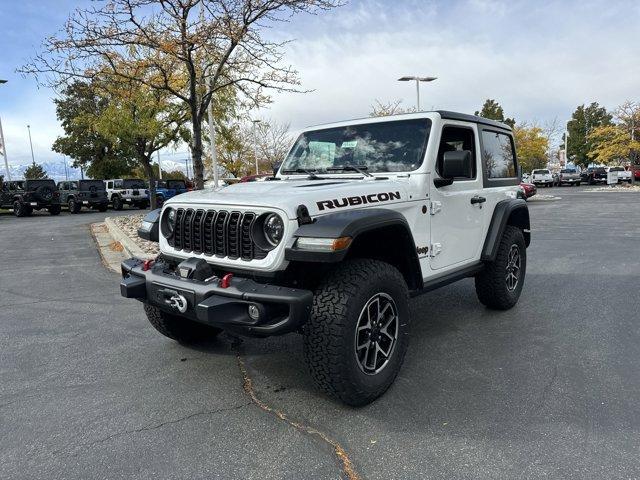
{"left": 470, "top": 196, "right": 486, "bottom": 205}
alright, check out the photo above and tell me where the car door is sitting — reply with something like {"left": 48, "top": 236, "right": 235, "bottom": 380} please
{"left": 429, "top": 122, "right": 486, "bottom": 270}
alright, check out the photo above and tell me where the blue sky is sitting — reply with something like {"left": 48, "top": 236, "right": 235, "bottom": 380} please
{"left": 1, "top": 0, "right": 640, "bottom": 172}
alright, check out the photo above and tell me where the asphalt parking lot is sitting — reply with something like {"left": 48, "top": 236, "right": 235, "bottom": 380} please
{"left": 1, "top": 187, "right": 639, "bottom": 480}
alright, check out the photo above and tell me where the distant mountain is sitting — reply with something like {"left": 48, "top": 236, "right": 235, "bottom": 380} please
{"left": 2, "top": 160, "right": 188, "bottom": 181}
{"left": 2, "top": 162, "right": 82, "bottom": 181}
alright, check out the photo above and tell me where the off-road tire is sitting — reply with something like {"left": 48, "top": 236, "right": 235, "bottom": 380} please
{"left": 48, "top": 204, "right": 61, "bottom": 216}
{"left": 68, "top": 198, "right": 80, "bottom": 214}
{"left": 303, "top": 259, "right": 410, "bottom": 406}
{"left": 143, "top": 304, "right": 222, "bottom": 344}
{"left": 475, "top": 225, "right": 526, "bottom": 310}
{"left": 13, "top": 201, "right": 28, "bottom": 217}
{"left": 112, "top": 195, "right": 123, "bottom": 210}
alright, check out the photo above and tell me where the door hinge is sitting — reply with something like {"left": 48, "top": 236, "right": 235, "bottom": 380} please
{"left": 429, "top": 243, "right": 442, "bottom": 257}
{"left": 429, "top": 201, "right": 442, "bottom": 215}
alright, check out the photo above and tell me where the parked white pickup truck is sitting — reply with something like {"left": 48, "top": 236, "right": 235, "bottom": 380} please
{"left": 606, "top": 166, "right": 632, "bottom": 184}
{"left": 532, "top": 169, "right": 553, "bottom": 187}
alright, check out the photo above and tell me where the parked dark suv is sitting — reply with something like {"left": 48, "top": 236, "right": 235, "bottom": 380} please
{"left": 57, "top": 180, "right": 109, "bottom": 213}
{"left": 0, "top": 178, "right": 61, "bottom": 217}
{"left": 581, "top": 167, "right": 607, "bottom": 185}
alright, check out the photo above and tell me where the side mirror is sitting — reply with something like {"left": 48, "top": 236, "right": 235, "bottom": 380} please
{"left": 273, "top": 162, "right": 282, "bottom": 177}
{"left": 435, "top": 150, "right": 472, "bottom": 188}
{"left": 138, "top": 208, "right": 161, "bottom": 242}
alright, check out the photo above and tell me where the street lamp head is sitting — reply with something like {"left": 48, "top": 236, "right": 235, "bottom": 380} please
{"left": 0, "top": 79, "right": 7, "bottom": 84}
{"left": 398, "top": 76, "right": 437, "bottom": 82}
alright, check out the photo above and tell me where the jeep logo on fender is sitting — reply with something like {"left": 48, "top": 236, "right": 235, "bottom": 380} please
{"left": 317, "top": 191, "right": 401, "bottom": 211}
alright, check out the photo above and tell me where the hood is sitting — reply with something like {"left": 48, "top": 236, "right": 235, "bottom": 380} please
{"left": 164, "top": 177, "right": 410, "bottom": 219}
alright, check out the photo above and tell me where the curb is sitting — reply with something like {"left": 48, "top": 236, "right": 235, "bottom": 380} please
{"left": 104, "top": 216, "right": 155, "bottom": 260}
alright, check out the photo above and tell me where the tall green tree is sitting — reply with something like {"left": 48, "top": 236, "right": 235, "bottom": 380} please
{"left": 513, "top": 124, "right": 549, "bottom": 172}
{"left": 24, "top": 162, "right": 48, "bottom": 179}
{"left": 566, "top": 102, "right": 613, "bottom": 168}
{"left": 475, "top": 99, "right": 515, "bottom": 127}
{"left": 52, "top": 81, "right": 136, "bottom": 179}
{"left": 90, "top": 66, "right": 190, "bottom": 209}
{"left": 587, "top": 124, "right": 640, "bottom": 165}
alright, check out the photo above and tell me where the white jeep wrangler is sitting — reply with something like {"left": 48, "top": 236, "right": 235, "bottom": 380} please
{"left": 105, "top": 178, "right": 150, "bottom": 210}
{"left": 121, "top": 111, "right": 530, "bottom": 406}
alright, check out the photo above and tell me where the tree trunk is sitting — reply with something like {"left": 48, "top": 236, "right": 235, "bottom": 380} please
{"left": 141, "top": 156, "right": 157, "bottom": 210}
{"left": 191, "top": 116, "right": 205, "bottom": 190}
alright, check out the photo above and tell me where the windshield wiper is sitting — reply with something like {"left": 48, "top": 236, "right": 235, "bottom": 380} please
{"left": 282, "top": 168, "right": 322, "bottom": 180}
{"left": 326, "top": 164, "right": 373, "bottom": 177}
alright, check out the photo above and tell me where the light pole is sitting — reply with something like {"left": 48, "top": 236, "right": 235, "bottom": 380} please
{"left": 27, "top": 124, "right": 35, "bottom": 163}
{"left": 252, "top": 119, "right": 261, "bottom": 175}
{"left": 564, "top": 121, "right": 570, "bottom": 167}
{"left": 156, "top": 150, "right": 163, "bottom": 180}
{"left": 398, "top": 76, "right": 437, "bottom": 111}
{"left": 207, "top": 76, "right": 219, "bottom": 188}
{"left": 0, "top": 79, "right": 10, "bottom": 181}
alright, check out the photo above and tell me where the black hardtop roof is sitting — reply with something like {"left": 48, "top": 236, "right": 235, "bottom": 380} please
{"left": 307, "top": 110, "right": 514, "bottom": 132}
{"left": 436, "top": 111, "right": 513, "bottom": 131}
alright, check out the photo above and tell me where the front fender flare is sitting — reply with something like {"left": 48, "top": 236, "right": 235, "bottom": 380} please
{"left": 285, "top": 208, "right": 417, "bottom": 263}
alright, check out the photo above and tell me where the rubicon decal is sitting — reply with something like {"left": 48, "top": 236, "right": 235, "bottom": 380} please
{"left": 317, "top": 192, "right": 401, "bottom": 211}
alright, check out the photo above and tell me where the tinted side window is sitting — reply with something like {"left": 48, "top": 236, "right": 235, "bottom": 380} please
{"left": 481, "top": 130, "right": 516, "bottom": 179}
{"left": 437, "top": 126, "right": 476, "bottom": 179}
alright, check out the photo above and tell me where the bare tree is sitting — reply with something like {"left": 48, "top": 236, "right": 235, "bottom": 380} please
{"left": 615, "top": 101, "right": 640, "bottom": 141}
{"left": 369, "top": 99, "right": 415, "bottom": 117}
{"left": 20, "top": 0, "right": 342, "bottom": 189}
{"left": 255, "top": 119, "right": 293, "bottom": 171}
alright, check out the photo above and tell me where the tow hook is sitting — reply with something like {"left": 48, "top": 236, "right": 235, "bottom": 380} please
{"left": 159, "top": 288, "right": 188, "bottom": 313}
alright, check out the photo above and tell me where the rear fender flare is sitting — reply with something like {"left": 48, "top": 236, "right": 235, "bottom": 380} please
{"left": 482, "top": 199, "right": 530, "bottom": 262}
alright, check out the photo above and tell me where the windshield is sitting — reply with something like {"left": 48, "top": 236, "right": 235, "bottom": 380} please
{"left": 561, "top": 169, "right": 576, "bottom": 173}
{"left": 533, "top": 170, "right": 550, "bottom": 174}
{"left": 166, "top": 180, "right": 186, "bottom": 189}
{"left": 610, "top": 167, "right": 624, "bottom": 171}
{"left": 281, "top": 119, "right": 431, "bottom": 174}
{"left": 123, "top": 179, "right": 146, "bottom": 189}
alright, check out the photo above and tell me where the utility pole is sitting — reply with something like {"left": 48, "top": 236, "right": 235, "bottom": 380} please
{"left": 27, "top": 124, "right": 35, "bottom": 163}
{"left": 0, "top": 116, "right": 10, "bottom": 181}
{"left": 0, "top": 79, "right": 10, "bottom": 181}
{"left": 63, "top": 156, "right": 69, "bottom": 181}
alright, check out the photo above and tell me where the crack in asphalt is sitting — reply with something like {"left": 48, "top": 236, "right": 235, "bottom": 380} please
{"left": 234, "top": 346, "right": 361, "bottom": 480}
{"left": 534, "top": 364, "right": 558, "bottom": 413}
{"left": 52, "top": 402, "right": 251, "bottom": 456}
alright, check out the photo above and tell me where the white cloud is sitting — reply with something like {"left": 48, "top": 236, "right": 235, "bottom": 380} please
{"left": 261, "top": 0, "right": 640, "bottom": 139}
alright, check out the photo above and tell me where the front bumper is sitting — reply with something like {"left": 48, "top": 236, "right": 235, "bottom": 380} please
{"left": 120, "top": 258, "right": 313, "bottom": 336}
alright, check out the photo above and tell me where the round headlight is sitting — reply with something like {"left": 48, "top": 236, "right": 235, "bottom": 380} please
{"left": 164, "top": 207, "right": 176, "bottom": 237}
{"left": 262, "top": 213, "right": 284, "bottom": 247}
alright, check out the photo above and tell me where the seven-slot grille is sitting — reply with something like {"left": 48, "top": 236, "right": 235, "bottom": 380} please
{"left": 169, "top": 208, "right": 268, "bottom": 260}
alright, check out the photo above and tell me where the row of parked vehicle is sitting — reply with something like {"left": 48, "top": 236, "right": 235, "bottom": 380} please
{"left": 0, "top": 177, "right": 189, "bottom": 217}
{"left": 525, "top": 166, "right": 633, "bottom": 188}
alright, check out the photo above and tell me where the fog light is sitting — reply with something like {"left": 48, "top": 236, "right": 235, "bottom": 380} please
{"left": 248, "top": 305, "right": 260, "bottom": 320}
